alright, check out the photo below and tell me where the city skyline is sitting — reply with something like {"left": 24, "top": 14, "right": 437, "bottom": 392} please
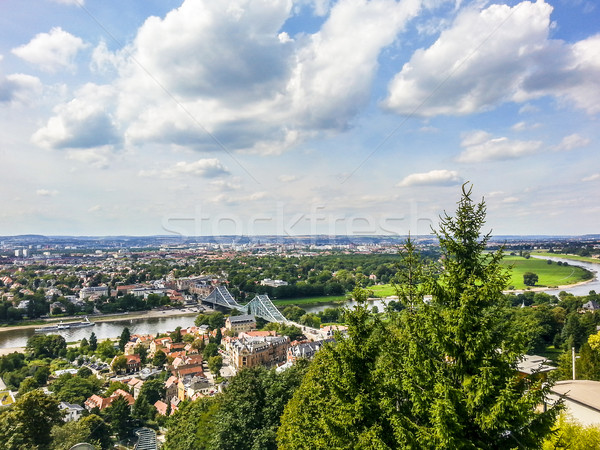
{"left": 1, "top": 0, "right": 599, "bottom": 236}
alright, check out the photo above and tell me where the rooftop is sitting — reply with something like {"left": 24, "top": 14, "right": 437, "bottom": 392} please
{"left": 551, "top": 380, "right": 600, "bottom": 412}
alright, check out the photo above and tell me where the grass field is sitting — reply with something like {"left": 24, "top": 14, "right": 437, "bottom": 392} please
{"left": 271, "top": 295, "right": 348, "bottom": 307}
{"left": 364, "top": 255, "right": 593, "bottom": 296}
{"left": 501, "top": 255, "right": 591, "bottom": 289}
{"left": 369, "top": 284, "right": 398, "bottom": 297}
{"left": 532, "top": 251, "right": 600, "bottom": 265}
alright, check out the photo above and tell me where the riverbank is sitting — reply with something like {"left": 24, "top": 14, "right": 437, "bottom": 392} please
{"left": 0, "top": 308, "right": 199, "bottom": 334}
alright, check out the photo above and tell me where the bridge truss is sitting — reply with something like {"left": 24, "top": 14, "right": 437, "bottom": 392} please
{"left": 202, "top": 286, "right": 287, "bottom": 323}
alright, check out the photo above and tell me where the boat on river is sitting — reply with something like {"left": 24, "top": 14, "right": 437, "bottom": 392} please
{"left": 35, "top": 316, "right": 95, "bottom": 333}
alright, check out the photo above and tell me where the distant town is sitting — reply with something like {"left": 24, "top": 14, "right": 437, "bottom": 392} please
{"left": 1, "top": 233, "right": 600, "bottom": 448}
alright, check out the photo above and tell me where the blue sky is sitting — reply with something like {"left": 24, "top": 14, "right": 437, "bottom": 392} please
{"left": 1, "top": 0, "right": 598, "bottom": 237}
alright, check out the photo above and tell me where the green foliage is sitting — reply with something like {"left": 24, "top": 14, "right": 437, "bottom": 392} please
{"left": 203, "top": 343, "right": 219, "bottom": 359}
{"left": 524, "top": 271, "right": 539, "bottom": 286}
{"left": 104, "top": 381, "right": 130, "bottom": 397}
{"left": 195, "top": 312, "right": 225, "bottom": 330}
{"left": 170, "top": 326, "right": 183, "bottom": 343}
{"left": 164, "top": 361, "right": 309, "bottom": 450}
{"left": 111, "top": 354, "right": 128, "bottom": 374}
{"left": 138, "top": 378, "right": 165, "bottom": 406}
{"left": 282, "top": 305, "right": 306, "bottom": 322}
{"left": 89, "top": 332, "right": 97, "bottom": 351}
{"left": 96, "top": 339, "right": 117, "bottom": 360}
{"left": 208, "top": 355, "right": 223, "bottom": 375}
{"left": 18, "top": 376, "right": 39, "bottom": 395}
{"left": 119, "top": 327, "right": 131, "bottom": 351}
{"left": 164, "top": 397, "right": 221, "bottom": 450}
{"left": 209, "top": 312, "right": 225, "bottom": 330}
{"left": 26, "top": 334, "right": 67, "bottom": 359}
{"left": 298, "top": 312, "right": 321, "bottom": 328}
{"left": 135, "top": 343, "right": 148, "bottom": 364}
{"left": 152, "top": 349, "right": 167, "bottom": 367}
{"left": 542, "top": 414, "right": 600, "bottom": 449}
{"left": 278, "top": 186, "right": 561, "bottom": 449}
{"left": 103, "top": 394, "right": 133, "bottom": 440}
{"left": 0, "top": 389, "right": 63, "bottom": 449}
{"left": 53, "top": 374, "right": 101, "bottom": 404}
{"left": 50, "top": 414, "right": 112, "bottom": 450}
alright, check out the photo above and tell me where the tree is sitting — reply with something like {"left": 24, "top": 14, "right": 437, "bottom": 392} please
{"left": 89, "top": 331, "right": 97, "bottom": 351}
{"left": 524, "top": 272, "right": 539, "bottom": 286}
{"left": 50, "top": 414, "right": 111, "bottom": 450}
{"left": 135, "top": 343, "right": 148, "bottom": 364}
{"left": 119, "top": 327, "right": 131, "bottom": 351}
{"left": 208, "top": 355, "right": 223, "bottom": 375}
{"left": 26, "top": 334, "right": 67, "bottom": 359}
{"left": 111, "top": 354, "right": 128, "bottom": 374}
{"left": 208, "top": 312, "right": 225, "bottom": 330}
{"left": 18, "top": 376, "right": 39, "bottom": 395}
{"left": 0, "top": 389, "right": 63, "bottom": 449}
{"left": 137, "top": 378, "right": 165, "bottom": 406}
{"left": 96, "top": 339, "right": 117, "bottom": 360}
{"left": 170, "top": 326, "right": 183, "bottom": 343}
{"left": 54, "top": 375, "right": 101, "bottom": 404}
{"left": 152, "top": 349, "right": 167, "bottom": 367}
{"left": 203, "top": 342, "right": 219, "bottom": 359}
{"left": 104, "top": 395, "right": 133, "bottom": 440}
{"left": 278, "top": 185, "right": 560, "bottom": 449}
{"left": 163, "top": 397, "right": 221, "bottom": 450}
{"left": 282, "top": 306, "right": 306, "bottom": 322}
{"left": 542, "top": 414, "right": 600, "bottom": 449}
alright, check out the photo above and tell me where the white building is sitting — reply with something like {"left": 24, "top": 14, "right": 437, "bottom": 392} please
{"left": 548, "top": 380, "right": 600, "bottom": 426}
{"left": 260, "top": 279, "right": 288, "bottom": 287}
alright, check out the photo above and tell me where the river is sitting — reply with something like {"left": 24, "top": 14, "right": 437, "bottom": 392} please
{"left": 0, "top": 256, "right": 597, "bottom": 349}
{"left": 0, "top": 315, "right": 198, "bottom": 349}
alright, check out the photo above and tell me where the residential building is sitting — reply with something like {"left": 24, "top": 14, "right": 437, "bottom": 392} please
{"left": 225, "top": 314, "right": 256, "bottom": 334}
{"left": 548, "top": 380, "right": 600, "bottom": 426}
{"left": 260, "top": 278, "right": 289, "bottom": 287}
{"left": 228, "top": 335, "right": 289, "bottom": 372}
{"left": 59, "top": 401, "right": 85, "bottom": 422}
{"left": 288, "top": 339, "right": 334, "bottom": 363}
{"left": 79, "top": 286, "right": 109, "bottom": 299}
{"left": 84, "top": 389, "right": 135, "bottom": 411}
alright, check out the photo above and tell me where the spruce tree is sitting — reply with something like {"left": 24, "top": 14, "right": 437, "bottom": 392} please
{"left": 278, "top": 185, "right": 561, "bottom": 449}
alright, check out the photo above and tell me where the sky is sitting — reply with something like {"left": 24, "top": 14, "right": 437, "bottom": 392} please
{"left": 0, "top": 0, "right": 599, "bottom": 237}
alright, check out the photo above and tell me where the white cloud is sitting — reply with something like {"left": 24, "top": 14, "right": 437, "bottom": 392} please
{"left": 397, "top": 169, "right": 462, "bottom": 187}
{"left": 0, "top": 73, "right": 42, "bottom": 105}
{"left": 32, "top": 83, "right": 120, "bottom": 149}
{"left": 553, "top": 133, "right": 590, "bottom": 151}
{"left": 278, "top": 175, "right": 298, "bottom": 182}
{"left": 501, "top": 196, "right": 519, "bottom": 204}
{"left": 457, "top": 130, "right": 542, "bottom": 163}
{"left": 12, "top": 27, "right": 88, "bottom": 73}
{"left": 36, "top": 189, "right": 58, "bottom": 197}
{"left": 140, "top": 159, "right": 230, "bottom": 179}
{"left": 50, "top": 0, "right": 84, "bottom": 5}
{"left": 65, "top": 147, "right": 113, "bottom": 169}
{"left": 383, "top": 0, "right": 600, "bottom": 117}
{"left": 518, "top": 103, "right": 539, "bottom": 114}
{"left": 511, "top": 121, "right": 541, "bottom": 132}
{"left": 37, "top": 0, "right": 428, "bottom": 154}
{"left": 582, "top": 174, "right": 600, "bottom": 182}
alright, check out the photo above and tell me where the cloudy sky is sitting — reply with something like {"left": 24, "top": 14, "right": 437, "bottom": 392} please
{"left": 1, "top": 0, "right": 599, "bottom": 237}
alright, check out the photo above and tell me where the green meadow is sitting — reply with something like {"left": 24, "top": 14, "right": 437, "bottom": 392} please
{"left": 500, "top": 255, "right": 591, "bottom": 289}
{"left": 532, "top": 251, "right": 600, "bottom": 265}
{"left": 271, "top": 295, "right": 348, "bottom": 307}
{"left": 365, "top": 255, "right": 593, "bottom": 296}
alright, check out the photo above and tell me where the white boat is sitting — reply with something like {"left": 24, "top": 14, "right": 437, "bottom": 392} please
{"left": 35, "top": 316, "right": 95, "bottom": 333}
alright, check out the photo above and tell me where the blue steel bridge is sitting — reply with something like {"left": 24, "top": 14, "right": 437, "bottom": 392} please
{"left": 201, "top": 286, "right": 287, "bottom": 323}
